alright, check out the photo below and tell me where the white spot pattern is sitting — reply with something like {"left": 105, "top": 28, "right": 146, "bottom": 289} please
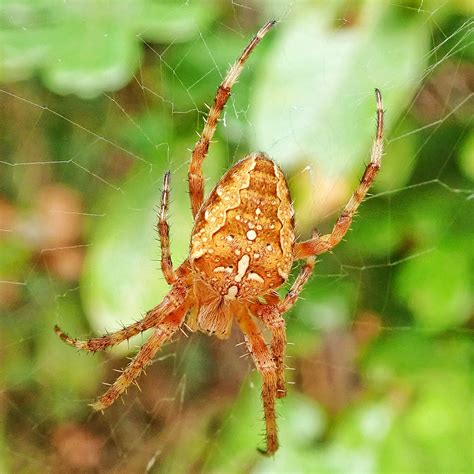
{"left": 246, "top": 230, "right": 257, "bottom": 241}
{"left": 225, "top": 285, "right": 239, "bottom": 300}
{"left": 234, "top": 254, "right": 250, "bottom": 282}
{"left": 247, "top": 272, "right": 264, "bottom": 283}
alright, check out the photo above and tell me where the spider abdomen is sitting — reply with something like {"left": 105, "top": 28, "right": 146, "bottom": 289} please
{"left": 190, "top": 153, "right": 295, "bottom": 300}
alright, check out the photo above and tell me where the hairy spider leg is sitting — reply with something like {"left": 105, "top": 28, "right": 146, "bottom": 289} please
{"left": 188, "top": 20, "right": 276, "bottom": 218}
{"left": 250, "top": 301, "right": 287, "bottom": 399}
{"left": 54, "top": 281, "right": 189, "bottom": 352}
{"left": 279, "top": 257, "right": 317, "bottom": 314}
{"left": 91, "top": 292, "right": 192, "bottom": 411}
{"left": 294, "top": 89, "right": 384, "bottom": 259}
{"left": 54, "top": 319, "right": 151, "bottom": 353}
{"left": 236, "top": 305, "right": 279, "bottom": 456}
{"left": 249, "top": 250, "right": 316, "bottom": 397}
{"left": 158, "top": 171, "right": 177, "bottom": 284}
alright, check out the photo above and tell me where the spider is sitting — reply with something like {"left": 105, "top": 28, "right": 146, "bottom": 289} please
{"left": 54, "top": 20, "right": 384, "bottom": 455}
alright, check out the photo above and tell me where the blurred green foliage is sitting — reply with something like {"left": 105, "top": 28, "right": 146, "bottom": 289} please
{"left": 0, "top": 1, "right": 472, "bottom": 473}
{"left": 1, "top": 0, "right": 221, "bottom": 97}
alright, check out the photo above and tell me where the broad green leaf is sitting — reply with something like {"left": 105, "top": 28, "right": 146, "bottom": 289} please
{"left": 372, "top": 119, "right": 418, "bottom": 192}
{"left": 1, "top": 0, "right": 221, "bottom": 97}
{"left": 41, "top": 18, "right": 140, "bottom": 98}
{"left": 364, "top": 334, "right": 473, "bottom": 473}
{"left": 251, "top": 4, "right": 429, "bottom": 177}
{"left": 347, "top": 198, "right": 404, "bottom": 259}
{"left": 394, "top": 240, "right": 471, "bottom": 331}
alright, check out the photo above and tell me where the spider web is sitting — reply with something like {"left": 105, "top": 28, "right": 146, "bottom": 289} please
{"left": 1, "top": 1, "right": 473, "bottom": 473}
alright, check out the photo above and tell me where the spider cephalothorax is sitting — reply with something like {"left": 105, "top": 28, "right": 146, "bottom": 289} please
{"left": 55, "top": 20, "right": 384, "bottom": 455}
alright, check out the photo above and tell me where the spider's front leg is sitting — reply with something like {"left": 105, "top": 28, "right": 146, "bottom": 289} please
{"left": 188, "top": 20, "right": 276, "bottom": 218}
{"left": 236, "top": 306, "right": 279, "bottom": 455}
{"left": 294, "top": 89, "right": 384, "bottom": 259}
{"left": 158, "top": 171, "right": 177, "bottom": 285}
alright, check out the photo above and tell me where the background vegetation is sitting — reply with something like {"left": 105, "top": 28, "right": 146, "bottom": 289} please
{"left": 1, "top": 1, "right": 472, "bottom": 472}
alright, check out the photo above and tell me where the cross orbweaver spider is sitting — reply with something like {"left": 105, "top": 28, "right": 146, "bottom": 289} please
{"left": 54, "top": 20, "right": 384, "bottom": 455}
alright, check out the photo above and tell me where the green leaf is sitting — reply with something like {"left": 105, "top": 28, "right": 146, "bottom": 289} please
{"left": 364, "top": 334, "right": 473, "bottom": 473}
{"left": 41, "top": 18, "right": 140, "bottom": 98}
{"left": 0, "top": 0, "right": 220, "bottom": 98}
{"left": 347, "top": 199, "right": 404, "bottom": 259}
{"left": 372, "top": 119, "right": 418, "bottom": 192}
{"left": 394, "top": 240, "right": 472, "bottom": 332}
{"left": 251, "top": 4, "right": 429, "bottom": 176}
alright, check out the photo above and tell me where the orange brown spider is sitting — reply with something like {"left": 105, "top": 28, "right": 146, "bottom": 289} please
{"left": 54, "top": 20, "right": 384, "bottom": 455}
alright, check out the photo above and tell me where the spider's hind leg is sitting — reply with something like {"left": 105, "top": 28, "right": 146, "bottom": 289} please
{"left": 236, "top": 306, "right": 279, "bottom": 455}
{"left": 250, "top": 252, "right": 316, "bottom": 399}
{"left": 54, "top": 320, "right": 148, "bottom": 353}
{"left": 250, "top": 302, "right": 287, "bottom": 399}
{"left": 91, "top": 296, "right": 190, "bottom": 411}
{"left": 55, "top": 280, "right": 190, "bottom": 353}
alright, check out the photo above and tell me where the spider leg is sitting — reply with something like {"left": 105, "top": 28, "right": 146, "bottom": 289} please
{"left": 249, "top": 252, "right": 316, "bottom": 398}
{"left": 250, "top": 301, "right": 287, "bottom": 399}
{"left": 294, "top": 89, "right": 384, "bottom": 259}
{"left": 280, "top": 255, "right": 317, "bottom": 314}
{"left": 54, "top": 319, "right": 151, "bottom": 353}
{"left": 91, "top": 297, "right": 190, "bottom": 411}
{"left": 188, "top": 20, "right": 276, "bottom": 218}
{"left": 158, "top": 171, "right": 177, "bottom": 284}
{"left": 54, "top": 283, "right": 189, "bottom": 352}
{"left": 236, "top": 305, "right": 279, "bottom": 456}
